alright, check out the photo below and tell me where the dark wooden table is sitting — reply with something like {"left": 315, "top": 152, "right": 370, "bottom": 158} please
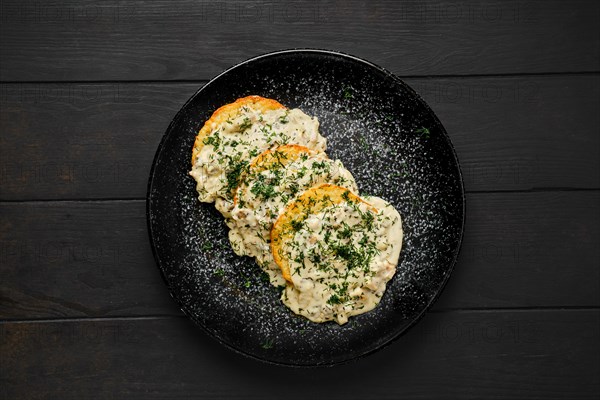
{"left": 1, "top": 1, "right": 599, "bottom": 399}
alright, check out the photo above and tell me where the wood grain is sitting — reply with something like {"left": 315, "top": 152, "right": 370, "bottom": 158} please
{"left": 0, "top": 82, "right": 190, "bottom": 200}
{"left": 0, "top": 200, "right": 181, "bottom": 319}
{"left": 1, "top": 310, "right": 598, "bottom": 399}
{"left": 1, "top": 191, "right": 597, "bottom": 319}
{"left": 1, "top": 0, "right": 599, "bottom": 82}
{"left": 437, "top": 190, "right": 600, "bottom": 310}
{"left": 1, "top": 1, "right": 598, "bottom": 398}
{"left": 1, "top": 75, "right": 598, "bottom": 201}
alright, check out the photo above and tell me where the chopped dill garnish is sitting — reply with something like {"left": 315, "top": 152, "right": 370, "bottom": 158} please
{"left": 338, "top": 222, "right": 352, "bottom": 239}
{"left": 341, "top": 190, "right": 352, "bottom": 203}
{"left": 287, "top": 181, "right": 299, "bottom": 196}
{"left": 202, "top": 132, "right": 221, "bottom": 148}
{"left": 311, "top": 160, "right": 328, "bottom": 170}
{"left": 331, "top": 242, "right": 374, "bottom": 272}
{"left": 251, "top": 180, "right": 277, "bottom": 200}
{"left": 290, "top": 219, "right": 304, "bottom": 232}
{"left": 358, "top": 135, "right": 369, "bottom": 153}
{"left": 415, "top": 127, "right": 430, "bottom": 139}
{"left": 225, "top": 157, "right": 249, "bottom": 196}
{"left": 342, "top": 87, "right": 353, "bottom": 99}
{"left": 239, "top": 117, "right": 253, "bottom": 132}
{"left": 279, "top": 111, "right": 289, "bottom": 124}
{"left": 296, "top": 166, "right": 308, "bottom": 179}
{"left": 361, "top": 211, "right": 374, "bottom": 230}
{"left": 250, "top": 173, "right": 279, "bottom": 201}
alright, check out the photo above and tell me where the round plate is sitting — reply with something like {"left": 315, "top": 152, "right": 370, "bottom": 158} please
{"left": 147, "top": 49, "right": 465, "bottom": 366}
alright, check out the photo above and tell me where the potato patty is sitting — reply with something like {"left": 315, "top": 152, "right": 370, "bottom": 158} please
{"left": 271, "top": 184, "right": 403, "bottom": 324}
{"left": 228, "top": 146, "right": 358, "bottom": 285}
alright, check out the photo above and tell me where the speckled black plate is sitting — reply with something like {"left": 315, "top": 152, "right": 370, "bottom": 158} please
{"left": 147, "top": 49, "right": 465, "bottom": 366}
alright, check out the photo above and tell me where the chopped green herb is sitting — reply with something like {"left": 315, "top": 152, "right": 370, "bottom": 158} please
{"left": 225, "top": 156, "right": 249, "bottom": 196}
{"left": 308, "top": 248, "right": 322, "bottom": 265}
{"left": 279, "top": 111, "right": 289, "bottom": 124}
{"left": 290, "top": 219, "right": 304, "bottom": 232}
{"left": 338, "top": 222, "right": 352, "bottom": 239}
{"left": 415, "top": 127, "right": 431, "bottom": 139}
{"left": 296, "top": 166, "right": 308, "bottom": 179}
{"left": 391, "top": 163, "right": 410, "bottom": 179}
{"left": 279, "top": 132, "right": 290, "bottom": 144}
{"left": 361, "top": 211, "right": 374, "bottom": 230}
{"left": 239, "top": 117, "right": 253, "bottom": 133}
{"left": 202, "top": 132, "right": 221, "bottom": 148}
{"left": 250, "top": 174, "right": 279, "bottom": 201}
{"left": 250, "top": 181, "right": 276, "bottom": 200}
{"left": 332, "top": 243, "right": 354, "bottom": 261}
{"left": 288, "top": 182, "right": 299, "bottom": 196}
{"left": 327, "top": 294, "right": 342, "bottom": 305}
{"left": 341, "top": 190, "right": 352, "bottom": 203}
{"left": 293, "top": 251, "right": 305, "bottom": 266}
{"left": 358, "top": 135, "right": 370, "bottom": 153}
{"left": 343, "top": 87, "right": 353, "bottom": 99}
{"left": 311, "top": 160, "right": 328, "bottom": 170}
{"left": 331, "top": 242, "right": 375, "bottom": 272}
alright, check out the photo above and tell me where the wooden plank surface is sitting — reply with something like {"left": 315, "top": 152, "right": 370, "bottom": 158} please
{"left": 1, "top": 0, "right": 599, "bottom": 82}
{"left": 0, "top": 82, "right": 182, "bottom": 200}
{"left": 1, "top": 1, "right": 599, "bottom": 398}
{"left": 1, "top": 75, "right": 599, "bottom": 201}
{"left": 1, "top": 310, "right": 598, "bottom": 399}
{"left": 0, "top": 200, "right": 180, "bottom": 319}
{"left": 1, "top": 191, "right": 598, "bottom": 320}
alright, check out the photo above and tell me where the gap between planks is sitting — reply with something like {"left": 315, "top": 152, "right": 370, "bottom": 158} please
{"left": 2, "top": 307, "right": 598, "bottom": 325}
{"left": 0, "top": 71, "right": 598, "bottom": 85}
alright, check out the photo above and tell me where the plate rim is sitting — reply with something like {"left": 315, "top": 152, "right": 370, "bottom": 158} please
{"left": 146, "top": 48, "right": 466, "bottom": 367}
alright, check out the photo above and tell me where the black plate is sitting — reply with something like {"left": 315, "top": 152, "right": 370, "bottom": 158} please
{"left": 147, "top": 49, "right": 465, "bottom": 366}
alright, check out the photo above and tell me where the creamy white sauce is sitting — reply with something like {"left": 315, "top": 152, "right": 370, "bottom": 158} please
{"left": 228, "top": 151, "right": 358, "bottom": 286}
{"left": 189, "top": 107, "right": 327, "bottom": 217}
{"left": 280, "top": 196, "right": 403, "bottom": 325}
{"left": 190, "top": 99, "right": 404, "bottom": 325}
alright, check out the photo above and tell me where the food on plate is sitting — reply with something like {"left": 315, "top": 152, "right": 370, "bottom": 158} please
{"left": 189, "top": 96, "right": 326, "bottom": 217}
{"left": 271, "top": 184, "right": 403, "bottom": 324}
{"left": 228, "top": 144, "right": 358, "bottom": 285}
{"left": 190, "top": 96, "right": 403, "bottom": 325}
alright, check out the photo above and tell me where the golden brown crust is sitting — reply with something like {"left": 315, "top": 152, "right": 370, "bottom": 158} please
{"left": 190, "top": 95, "right": 286, "bottom": 166}
{"left": 271, "top": 184, "right": 376, "bottom": 282}
{"left": 233, "top": 144, "right": 321, "bottom": 207}
{"left": 250, "top": 144, "right": 316, "bottom": 172}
